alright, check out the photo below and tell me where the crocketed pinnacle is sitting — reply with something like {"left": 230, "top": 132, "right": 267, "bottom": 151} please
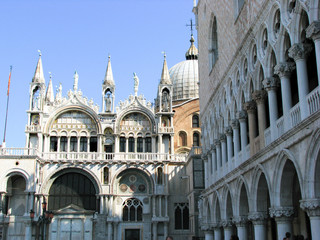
{"left": 160, "top": 54, "right": 172, "bottom": 85}
{"left": 32, "top": 51, "right": 45, "bottom": 83}
{"left": 103, "top": 55, "right": 115, "bottom": 87}
{"left": 45, "top": 73, "right": 54, "bottom": 103}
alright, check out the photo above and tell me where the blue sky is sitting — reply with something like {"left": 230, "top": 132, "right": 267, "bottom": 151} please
{"left": 0, "top": 0, "right": 197, "bottom": 147}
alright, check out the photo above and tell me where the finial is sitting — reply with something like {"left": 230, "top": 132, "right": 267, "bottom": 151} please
{"left": 108, "top": 54, "right": 111, "bottom": 60}
{"left": 49, "top": 72, "right": 52, "bottom": 80}
{"left": 73, "top": 70, "right": 79, "bottom": 91}
{"left": 186, "top": 19, "right": 194, "bottom": 35}
{"left": 38, "top": 49, "right": 42, "bottom": 57}
{"left": 161, "top": 51, "right": 166, "bottom": 59}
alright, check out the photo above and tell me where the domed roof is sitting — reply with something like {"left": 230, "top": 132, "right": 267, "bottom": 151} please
{"left": 169, "top": 35, "right": 199, "bottom": 101}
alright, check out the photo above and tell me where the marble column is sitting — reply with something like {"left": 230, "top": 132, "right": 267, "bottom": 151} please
{"left": 24, "top": 220, "right": 32, "bottom": 240}
{"left": 202, "top": 153, "right": 209, "bottom": 188}
{"left": 274, "top": 62, "right": 296, "bottom": 131}
{"left": 225, "top": 126, "right": 233, "bottom": 163}
{"left": 107, "top": 222, "right": 112, "bottom": 240}
{"left": 114, "top": 136, "right": 119, "bottom": 153}
{"left": 0, "top": 192, "right": 4, "bottom": 217}
{"left": 248, "top": 212, "right": 268, "bottom": 240}
{"left": 222, "top": 220, "right": 233, "bottom": 240}
{"left": 231, "top": 120, "right": 240, "bottom": 161}
{"left": 113, "top": 222, "right": 118, "bottom": 240}
{"left": 306, "top": 21, "right": 320, "bottom": 87}
{"left": 234, "top": 216, "right": 248, "bottom": 240}
{"left": 263, "top": 78, "right": 280, "bottom": 141}
{"left": 220, "top": 134, "right": 227, "bottom": 165}
{"left": 204, "top": 230, "right": 214, "bottom": 240}
{"left": 289, "top": 43, "right": 313, "bottom": 120}
{"left": 237, "top": 111, "right": 248, "bottom": 152}
{"left": 300, "top": 199, "right": 320, "bottom": 240}
{"left": 269, "top": 207, "right": 294, "bottom": 240}
{"left": 213, "top": 225, "right": 222, "bottom": 240}
{"left": 152, "top": 221, "right": 158, "bottom": 240}
{"left": 214, "top": 139, "right": 222, "bottom": 175}
{"left": 244, "top": 101, "right": 257, "bottom": 155}
{"left": 170, "top": 134, "right": 174, "bottom": 154}
{"left": 164, "top": 222, "right": 168, "bottom": 239}
{"left": 211, "top": 144, "right": 217, "bottom": 173}
{"left": 252, "top": 90, "right": 267, "bottom": 148}
{"left": 158, "top": 134, "right": 163, "bottom": 154}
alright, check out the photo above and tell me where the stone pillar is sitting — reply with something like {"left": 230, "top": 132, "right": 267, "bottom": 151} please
{"left": 114, "top": 136, "right": 119, "bottom": 153}
{"left": 24, "top": 220, "right": 32, "bottom": 240}
{"left": 165, "top": 195, "right": 168, "bottom": 217}
{"left": 158, "top": 134, "right": 163, "bottom": 154}
{"left": 202, "top": 154, "right": 209, "bottom": 188}
{"left": 152, "top": 221, "right": 158, "bottom": 240}
{"left": 225, "top": 126, "right": 233, "bottom": 163}
{"left": 211, "top": 145, "right": 217, "bottom": 173}
{"left": 152, "top": 136, "right": 156, "bottom": 153}
{"left": 244, "top": 101, "right": 257, "bottom": 155}
{"left": 213, "top": 225, "right": 222, "bottom": 240}
{"left": 153, "top": 196, "right": 156, "bottom": 217}
{"left": 170, "top": 134, "right": 174, "bottom": 154}
{"left": 231, "top": 120, "right": 240, "bottom": 159}
{"left": 234, "top": 216, "right": 248, "bottom": 240}
{"left": 0, "top": 192, "right": 4, "bottom": 217}
{"left": 274, "top": 62, "right": 296, "bottom": 131}
{"left": 252, "top": 90, "right": 267, "bottom": 148}
{"left": 269, "top": 207, "right": 294, "bottom": 240}
{"left": 248, "top": 212, "right": 268, "bottom": 240}
{"left": 220, "top": 134, "right": 227, "bottom": 164}
{"left": 289, "top": 43, "right": 312, "bottom": 120}
{"left": 164, "top": 222, "right": 168, "bottom": 239}
{"left": 300, "top": 199, "right": 320, "bottom": 240}
{"left": 238, "top": 111, "right": 248, "bottom": 152}
{"left": 107, "top": 222, "right": 112, "bottom": 240}
{"left": 113, "top": 222, "right": 118, "bottom": 240}
{"left": 204, "top": 230, "right": 214, "bottom": 240}
{"left": 306, "top": 21, "right": 320, "bottom": 87}
{"left": 263, "top": 78, "right": 280, "bottom": 141}
{"left": 222, "top": 220, "right": 233, "bottom": 240}
{"left": 214, "top": 140, "right": 221, "bottom": 170}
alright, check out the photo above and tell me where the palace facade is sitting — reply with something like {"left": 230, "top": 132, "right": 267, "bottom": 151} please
{"left": 194, "top": 0, "right": 320, "bottom": 239}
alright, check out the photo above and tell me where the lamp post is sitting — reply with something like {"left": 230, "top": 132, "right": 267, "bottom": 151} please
{"left": 30, "top": 197, "right": 54, "bottom": 240}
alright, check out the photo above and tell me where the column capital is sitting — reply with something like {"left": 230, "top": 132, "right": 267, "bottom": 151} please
{"left": 225, "top": 126, "right": 233, "bottom": 136}
{"left": 219, "top": 134, "right": 226, "bottom": 142}
{"left": 262, "top": 77, "right": 280, "bottom": 91}
{"left": 201, "top": 153, "right": 208, "bottom": 161}
{"left": 252, "top": 90, "right": 267, "bottom": 103}
{"left": 288, "top": 43, "right": 313, "bottom": 61}
{"left": 237, "top": 110, "right": 247, "bottom": 121}
{"left": 221, "top": 219, "right": 233, "bottom": 228}
{"left": 274, "top": 62, "right": 296, "bottom": 78}
{"left": 214, "top": 139, "right": 221, "bottom": 146}
{"left": 210, "top": 144, "right": 216, "bottom": 151}
{"left": 243, "top": 100, "right": 256, "bottom": 113}
{"left": 306, "top": 20, "right": 320, "bottom": 41}
{"left": 232, "top": 216, "right": 248, "bottom": 227}
{"left": 300, "top": 199, "right": 320, "bottom": 217}
{"left": 248, "top": 211, "right": 268, "bottom": 224}
{"left": 269, "top": 206, "right": 294, "bottom": 218}
{"left": 231, "top": 119, "right": 239, "bottom": 129}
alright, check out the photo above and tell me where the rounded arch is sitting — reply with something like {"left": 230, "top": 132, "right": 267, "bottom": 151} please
{"left": 305, "top": 129, "right": 320, "bottom": 199}
{"left": 44, "top": 105, "right": 102, "bottom": 134}
{"left": 40, "top": 166, "right": 102, "bottom": 195}
{"left": 272, "top": 149, "right": 304, "bottom": 205}
{"left": 0, "top": 169, "right": 31, "bottom": 192}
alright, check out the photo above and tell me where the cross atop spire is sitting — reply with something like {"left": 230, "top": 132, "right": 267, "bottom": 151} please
{"left": 186, "top": 19, "right": 194, "bottom": 35}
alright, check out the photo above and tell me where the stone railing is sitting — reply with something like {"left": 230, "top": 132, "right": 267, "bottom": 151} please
{"left": 276, "top": 116, "right": 284, "bottom": 138}
{"left": 158, "top": 126, "right": 174, "bottom": 133}
{"left": 25, "top": 125, "right": 42, "bottom": 132}
{"left": 187, "top": 146, "right": 202, "bottom": 159}
{"left": 264, "top": 127, "right": 271, "bottom": 146}
{"left": 0, "top": 147, "right": 38, "bottom": 156}
{"left": 307, "top": 86, "right": 320, "bottom": 115}
{"left": 290, "top": 103, "right": 301, "bottom": 127}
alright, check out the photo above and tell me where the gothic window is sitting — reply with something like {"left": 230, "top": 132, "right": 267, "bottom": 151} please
{"left": 157, "top": 167, "right": 163, "bottom": 184}
{"left": 174, "top": 203, "right": 189, "bottom": 230}
{"left": 80, "top": 137, "right": 87, "bottom": 152}
{"left": 60, "top": 137, "right": 67, "bottom": 152}
{"left": 70, "top": 137, "right": 77, "bottom": 152}
{"left": 209, "top": 16, "right": 218, "bottom": 70}
{"left": 137, "top": 137, "right": 143, "bottom": 152}
{"left": 236, "top": 0, "right": 245, "bottom": 16}
{"left": 192, "top": 115, "right": 200, "bottom": 128}
{"left": 145, "top": 137, "right": 152, "bottom": 153}
{"left": 252, "top": 44, "right": 257, "bottom": 67}
{"left": 193, "top": 132, "right": 200, "bottom": 147}
{"left": 288, "top": 0, "right": 296, "bottom": 15}
{"left": 179, "top": 131, "right": 187, "bottom": 146}
{"left": 120, "top": 137, "right": 126, "bottom": 152}
{"left": 103, "top": 167, "right": 109, "bottom": 184}
{"left": 48, "top": 172, "right": 97, "bottom": 211}
{"left": 262, "top": 29, "right": 268, "bottom": 54}
{"left": 243, "top": 59, "right": 248, "bottom": 80}
{"left": 273, "top": 10, "right": 281, "bottom": 38}
{"left": 50, "top": 137, "right": 57, "bottom": 152}
{"left": 128, "top": 137, "right": 134, "bottom": 152}
{"left": 122, "top": 198, "right": 143, "bottom": 222}
{"left": 90, "top": 137, "right": 97, "bottom": 152}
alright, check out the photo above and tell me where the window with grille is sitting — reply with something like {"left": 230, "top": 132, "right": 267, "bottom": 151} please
{"left": 80, "top": 137, "right": 87, "bottom": 152}
{"left": 137, "top": 138, "right": 143, "bottom": 152}
{"left": 50, "top": 137, "right": 57, "bottom": 152}
{"left": 60, "top": 137, "right": 67, "bottom": 152}
{"left": 70, "top": 137, "right": 77, "bottom": 152}
{"left": 128, "top": 137, "right": 135, "bottom": 152}
{"left": 122, "top": 198, "right": 143, "bottom": 222}
{"left": 174, "top": 203, "right": 189, "bottom": 229}
{"left": 192, "top": 115, "right": 199, "bottom": 128}
{"left": 193, "top": 132, "right": 200, "bottom": 147}
{"left": 145, "top": 137, "right": 152, "bottom": 152}
{"left": 90, "top": 137, "right": 97, "bottom": 152}
{"left": 120, "top": 137, "right": 126, "bottom": 152}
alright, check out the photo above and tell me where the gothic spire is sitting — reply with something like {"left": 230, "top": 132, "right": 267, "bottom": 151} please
{"left": 45, "top": 72, "right": 54, "bottom": 103}
{"left": 103, "top": 55, "right": 115, "bottom": 87}
{"left": 160, "top": 53, "right": 172, "bottom": 85}
{"left": 32, "top": 50, "right": 45, "bottom": 83}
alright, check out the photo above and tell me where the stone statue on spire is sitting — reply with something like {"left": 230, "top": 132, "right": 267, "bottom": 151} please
{"left": 73, "top": 71, "right": 79, "bottom": 91}
{"left": 133, "top": 72, "right": 139, "bottom": 96}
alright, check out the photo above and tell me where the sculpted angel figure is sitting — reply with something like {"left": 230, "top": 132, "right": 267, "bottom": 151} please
{"left": 133, "top": 72, "right": 139, "bottom": 96}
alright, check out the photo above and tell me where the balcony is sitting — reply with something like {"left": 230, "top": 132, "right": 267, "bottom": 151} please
{"left": 0, "top": 148, "right": 187, "bottom": 164}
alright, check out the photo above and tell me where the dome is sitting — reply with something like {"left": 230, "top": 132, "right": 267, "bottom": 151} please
{"left": 169, "top": 34, "right": 199, "bottom": 102}
{"left": 169, "top": 59, "right": 199, "bottom": 101}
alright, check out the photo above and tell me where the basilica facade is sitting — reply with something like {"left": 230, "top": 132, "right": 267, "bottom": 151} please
{"left": 0, "top": 37, "right": 202, "bottom": 240}
{"left": 194, "top": 0, "right": 320, "bottom": 240}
